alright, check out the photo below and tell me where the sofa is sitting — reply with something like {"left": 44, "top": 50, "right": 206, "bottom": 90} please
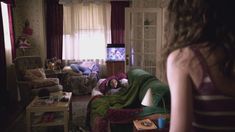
{"left": 86, "top": 69, "right": 171, "bottom": 132}
{"left": 63, "top": 60, "right": 107, "bottom": 95}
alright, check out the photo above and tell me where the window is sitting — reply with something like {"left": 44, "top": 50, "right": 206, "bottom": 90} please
{"left": 1, "top": 2, "right": 12, "bottom": 64}
{"left": 62, "top": 3, "right": 111, "bottom": 60}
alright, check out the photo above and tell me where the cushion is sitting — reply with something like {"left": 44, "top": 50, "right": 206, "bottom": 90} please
{"left": 70, "top": 64, "right": 91, "bottom": 75}
{"left": 31, "top": 78, "right": 59, "bottom": 88}
{"left": 82, "top": 68, "right": 91, "bottom": 75}
{"left": 63, "top": 66, "right": 82, "bottom": 76}
{"left": 77, "top": 65, "right": 90, "bottom": 72}
{"left": 70, "top": 64, "right": 81, "bottom": 73}
{"left": 79, "top": 61, "right": 95, "bottom": 70}
{"left": 119, "top": 78, "right": 129, "bottom": 88}
{"left": 24, "top": 68, "right": 46, "bottom": 81}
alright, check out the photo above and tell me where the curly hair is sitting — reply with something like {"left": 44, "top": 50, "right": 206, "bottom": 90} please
{"left": 107, "top": 78, "right": 121, "bottom": 89}
{"left": 163, "top": 0, "right": 235, "bottom": 77}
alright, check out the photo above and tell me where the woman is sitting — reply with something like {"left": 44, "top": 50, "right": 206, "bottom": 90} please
{"left": 106, "top": 78, "right": 122, "bottom": 95}
{"left": 164, "top": 0, "right": 235, "bottom": 131}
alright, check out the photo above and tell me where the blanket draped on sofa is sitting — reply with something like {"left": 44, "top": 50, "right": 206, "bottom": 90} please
{"left": 86, "top": 69, "right": 170, "bottom": 132}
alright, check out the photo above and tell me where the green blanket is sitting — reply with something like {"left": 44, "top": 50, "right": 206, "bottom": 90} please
{"left": 90, "top": 69, "right": 170, "bottom": 120}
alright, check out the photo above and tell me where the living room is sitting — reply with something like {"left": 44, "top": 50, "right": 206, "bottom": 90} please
{"left": 0, "top": 0, "right": 169, "bottom": 132}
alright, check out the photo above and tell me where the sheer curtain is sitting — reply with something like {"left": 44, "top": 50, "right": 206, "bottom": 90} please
{"left": 62, "top": 2, "right": 111, "bottom": 60}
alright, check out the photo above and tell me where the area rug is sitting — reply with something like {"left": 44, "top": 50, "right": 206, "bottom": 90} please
{"left": 71, "top": 96, "right": 90, "bottom": 131}
{"left": 7, "top": 95, "right": 90, "bottom": 132}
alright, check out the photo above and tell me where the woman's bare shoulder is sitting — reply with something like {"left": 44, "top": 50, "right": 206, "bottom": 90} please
{"left": 167, "top": 47, "right": 195, "bottom": 70}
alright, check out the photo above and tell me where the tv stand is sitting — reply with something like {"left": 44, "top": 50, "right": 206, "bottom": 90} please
{"left": 106, "top": 61, "right": 125, "bottom": 76}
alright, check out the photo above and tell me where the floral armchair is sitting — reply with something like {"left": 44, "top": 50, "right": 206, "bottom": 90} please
{"left": 63, "top": 60, "right": 103, "bottom": 95}
{"left": 13, "top": 56, "right": 63, "bottom": 106}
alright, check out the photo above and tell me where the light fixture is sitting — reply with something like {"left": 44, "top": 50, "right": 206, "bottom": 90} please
{"left": 141, "top": 88, "right": 153, "bottom": 107}
{"left": 141, "top": 88, "right": 167, "bottom": 113}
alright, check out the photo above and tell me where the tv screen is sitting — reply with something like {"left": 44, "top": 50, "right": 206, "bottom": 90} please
{"left": 107, "top": 44, "right": 125, "bottom": 61}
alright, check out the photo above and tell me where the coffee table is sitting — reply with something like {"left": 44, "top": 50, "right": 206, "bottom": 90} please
{"left": 26, "top": 92, "right": 72, "bottom": 132}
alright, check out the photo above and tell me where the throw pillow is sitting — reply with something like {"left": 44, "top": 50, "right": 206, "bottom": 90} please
{"left": 32, "top": 78, "right": 59, "bottom": 88}
{"left": 83, "top": 68, "right": 91, "bottom": 75}
{"left": 79, "top": 61, "right": 95, "bottom": 70}
{"left": 24, "top": 68, "right": 46, "bottom": 81}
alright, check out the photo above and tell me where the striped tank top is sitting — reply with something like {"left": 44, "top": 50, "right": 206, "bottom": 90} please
{"left": 191, "top": 48, "right": 235, "bottom": 132}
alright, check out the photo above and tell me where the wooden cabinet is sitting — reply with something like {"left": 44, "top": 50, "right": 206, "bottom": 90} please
{"left": 106, "top": 61, "right": 125, "bottom": 76}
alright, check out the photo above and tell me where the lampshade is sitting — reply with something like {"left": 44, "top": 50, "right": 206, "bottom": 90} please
{"left": 141, "top": 88, "right": 153, "bottom": 107}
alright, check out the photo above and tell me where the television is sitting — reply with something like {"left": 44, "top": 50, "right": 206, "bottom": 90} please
{"left": 106, "top": 44, "right": 125, "bottom": 61}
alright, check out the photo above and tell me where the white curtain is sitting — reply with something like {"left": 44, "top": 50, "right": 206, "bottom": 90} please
{"left": 1, "top": 2, "right": 12, "bottom": 65}
{"left": 62, "top": 2, "right": 111, "bottom": 60}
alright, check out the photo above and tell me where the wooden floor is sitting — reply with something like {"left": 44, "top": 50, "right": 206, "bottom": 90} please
{"left": 1, "top": 101, "right": 25, "bottom": 132}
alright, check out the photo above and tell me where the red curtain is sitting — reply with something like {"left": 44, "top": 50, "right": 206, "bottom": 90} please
{"left": 7, "top": 4, "right": 15, "bottom": 59}
{"left": 46, "top": 0, "right": 63, "bottom": 59}
{"left": 111, "top": 1, "right": 130, "bottom": 44}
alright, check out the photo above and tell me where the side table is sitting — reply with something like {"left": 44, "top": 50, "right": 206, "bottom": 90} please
{"left": 133, "top": 114, "right": 170, "bottom": 132}
{"left": 26, "top": 92, "right": 72, "bottom": 132}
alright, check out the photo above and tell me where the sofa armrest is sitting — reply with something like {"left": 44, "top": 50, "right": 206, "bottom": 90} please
{"left": 106, "top": 108, "right": 143, "bottom": 124}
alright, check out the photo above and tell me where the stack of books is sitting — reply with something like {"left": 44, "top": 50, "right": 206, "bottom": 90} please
{"left": 133, "top": 119, "right": 157, "bottom": 131}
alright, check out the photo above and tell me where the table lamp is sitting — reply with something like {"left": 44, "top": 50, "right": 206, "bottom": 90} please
{"left": 141, "top": 88, "right": 167, "bottom": 113}
{"left": 141, "top": 88, "right": 153, "bottom": 107}
{"left": 140, "top": 88, "right": 155, "bottom": 127}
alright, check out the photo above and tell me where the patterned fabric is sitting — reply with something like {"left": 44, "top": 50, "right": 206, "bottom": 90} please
{"left": 63, "top": 60, "right": 101, "bottom": 95}
{"left": 31, "top": 78, "right": 59, "bottom": 88}
{"left": 24, "top": 68, "right": 46, "bottom": 81}
{"left": 68, "top": 74, "right": 97, "bottom": 95}
{"left": 191, "top": 48, "right": 235, "bottom": 132}
{"left": 13, "top": 56, "right": 63, "bottom": 107}
{"left": 14, "top": 56, "right": 43, "bottom": 81}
